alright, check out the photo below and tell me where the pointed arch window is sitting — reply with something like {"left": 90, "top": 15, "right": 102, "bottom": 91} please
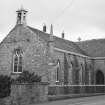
{"left": 14, "top": 54, "right": 18, "bottom": 72}
{"left": 13, "top": 48, "right": 23, "bottom": 73}
{"left": 56, "top": 59, "right": 60, "bottom": 82}
{"left": 88, "top": 65, "right": 92, "bottom": 85}
{"left": 79, "top": 64, "right": 83, "bottom": 85}
{"left": 56, "top": 67, "right": 59, "bottom": 82}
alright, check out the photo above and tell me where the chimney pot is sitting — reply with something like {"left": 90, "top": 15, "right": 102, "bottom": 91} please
{"left": 43, "top": 24, "right": 46, "bottom": 32}
{"left": 62, "top": 31, "right": 65, "bottom": 39}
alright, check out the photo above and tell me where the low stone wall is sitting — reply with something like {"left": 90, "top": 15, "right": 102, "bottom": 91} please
{"left": 10, "top": 82, "right": 49, "bottom": 105}
{"left": 48, "top": 85, "right": 105, "bottom": 95}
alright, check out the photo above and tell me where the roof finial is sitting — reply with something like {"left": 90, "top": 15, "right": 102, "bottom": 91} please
{"left": 49, "top": 24, "right": 54, "bottom": 41}
{"left": 20, "top": 5, "right": 24, "bottom": 10}
{"left": 50, "top": 24, "right": 53, "bottom": 35}
{"left": 78, "top": 37, "right": 81, "bottom": 42}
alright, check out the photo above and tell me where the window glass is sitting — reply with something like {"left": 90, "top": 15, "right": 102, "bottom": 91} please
{"left": 14, "top": 55, "right": 18, "bottom": 72}
{"left": 18, "top": 55, "right": 22, "bottom": 72}
{"left": 13, "top": 48, "right": 23, "bottom": 73}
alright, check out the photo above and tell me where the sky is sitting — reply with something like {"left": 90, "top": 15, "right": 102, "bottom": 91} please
{"left": 0, "top": 0, "right": 105, "bottom": 42}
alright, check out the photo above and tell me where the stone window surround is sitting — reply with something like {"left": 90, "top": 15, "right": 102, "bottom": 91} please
{"left": 56, "top": 59, "right": 60, "bottom": 83}
{"left": 13, "top": 49, "right": 23, "bottom": 73}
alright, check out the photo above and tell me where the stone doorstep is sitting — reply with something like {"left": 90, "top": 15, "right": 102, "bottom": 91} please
{"left": 48, "top": 93, "right": 105, "bottom": 101}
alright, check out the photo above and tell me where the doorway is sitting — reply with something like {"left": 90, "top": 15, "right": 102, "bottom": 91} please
{"left": 96, "top": 70, "right": 104, "bottom": 84}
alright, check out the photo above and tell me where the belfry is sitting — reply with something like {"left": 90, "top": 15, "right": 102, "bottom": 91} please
{"left": 16, "top": 7, "right": 28, "bottom": 26}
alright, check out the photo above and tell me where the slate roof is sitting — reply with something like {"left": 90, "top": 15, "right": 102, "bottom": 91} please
{"left": 28, "top": 26, "right": 87, "bottom": 56}
{"left": 3, "top": 24, "right": 104, "bottom": 57}
{"left": 76, "top": 39, "right": 105, "bottom": 57}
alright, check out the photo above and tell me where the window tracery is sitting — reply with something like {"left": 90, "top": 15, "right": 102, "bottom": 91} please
{"left": 56, "top": 59, "right": 60, "bottom": 82}
{"left": 13, "top": 48, "right": 23, "bottom": 73}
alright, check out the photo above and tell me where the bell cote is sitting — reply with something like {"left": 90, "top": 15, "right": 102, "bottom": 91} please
{"left": 16, "top": 7, "right": 28, "bottom": 26}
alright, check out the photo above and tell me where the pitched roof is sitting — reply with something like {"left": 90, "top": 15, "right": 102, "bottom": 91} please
{"left": 28, "top": 26, "right": 87, "bottom": 55}
{"left": 76, "top": 39, "right": 105, "bottom": 57}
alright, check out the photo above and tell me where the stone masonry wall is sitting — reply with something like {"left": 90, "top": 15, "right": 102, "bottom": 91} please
{"left": 10, "top": 82, "right": 49, "bottom": 105}
{"left": 0, "top": 25, "right": 50, "bottom": 82}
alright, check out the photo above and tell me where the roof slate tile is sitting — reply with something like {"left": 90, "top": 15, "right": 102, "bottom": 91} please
{"left": 28, "top": 26, "right": 86, "bottom": 55}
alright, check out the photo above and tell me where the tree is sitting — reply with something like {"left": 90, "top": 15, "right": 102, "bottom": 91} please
{"left": 0, "top": 75, "right": 11, "bottom": 98}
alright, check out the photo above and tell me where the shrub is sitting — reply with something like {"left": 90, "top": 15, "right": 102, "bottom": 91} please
{"left": 0, "top": 75, "right": 11, "bottom": 98}
{"left": 14, "top": 71, "right": 41, "bottom": 83}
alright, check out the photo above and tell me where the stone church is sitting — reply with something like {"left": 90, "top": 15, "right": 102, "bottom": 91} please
{"left": 0, "top": 7, "right": 105, "bottom": 85}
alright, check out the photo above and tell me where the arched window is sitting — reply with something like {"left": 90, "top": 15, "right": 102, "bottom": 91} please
{"left": 56, "top": 59, "right": 60, "bottom": 82}
{"left": 96, "top": 70, "right": 104, "bottom": 84}
{"left": 18, "top": 54, "right": 22, "bottom": 72}
{"left": 56, "top": 67, "right": 59, "bottom": 82}
{"left": 14, "top": 54, "right": 18, "bottom": 72}
{"left": 88, "top": 65, "right": 92, "bottom": 85}
{"left": 79, "top": 64, "right": 83, "bottom": 85}
{"left": 70, "top": 62, "right": 73, "bottom": 68}
{"left": 13, "top": 48, "right": 23, "bottom": 73}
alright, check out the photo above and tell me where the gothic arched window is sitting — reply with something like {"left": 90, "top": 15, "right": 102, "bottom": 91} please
{"left": 56, "top": 59, "right": 60, "bottom": 82}
{"left": 14, "top": 54, "right": 18, "bottom": 72}
{"left": 88, "top": 64, "right": 92, "bottom": 85}
{"left": 79, "top": 64, "right": 83, "bottom": 85}
{"left": 13, "top": 48, "right": 23, "bottom": 73}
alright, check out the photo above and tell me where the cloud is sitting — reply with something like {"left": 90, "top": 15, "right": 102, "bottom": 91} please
{"left": 0, "top": 0, "right": 105, "bottom": 41}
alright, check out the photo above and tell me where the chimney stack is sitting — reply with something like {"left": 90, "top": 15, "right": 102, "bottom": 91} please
{"left": 43, "top": 24, "right": 46, "bottom": 32}
{"left": 62, "top": 31, "right": 65, "bottom": 39}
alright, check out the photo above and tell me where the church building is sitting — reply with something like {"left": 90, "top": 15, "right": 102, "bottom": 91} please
{"left": 0, "top": 7, "right": 105, "bottom": 86}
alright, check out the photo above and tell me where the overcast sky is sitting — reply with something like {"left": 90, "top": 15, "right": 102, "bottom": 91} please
{"left": 0, "top": 0, "right": 105, "bottom": 42}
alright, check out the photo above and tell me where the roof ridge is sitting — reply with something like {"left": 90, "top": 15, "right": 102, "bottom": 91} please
{"left": 28, "top": 26, "right": 88, "bottom": 56}
{"left": 76, "top": 38, "right": 105, "bottom": 43}
{"left": 28, "top": 26, "right": 77, "bottom": 43}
